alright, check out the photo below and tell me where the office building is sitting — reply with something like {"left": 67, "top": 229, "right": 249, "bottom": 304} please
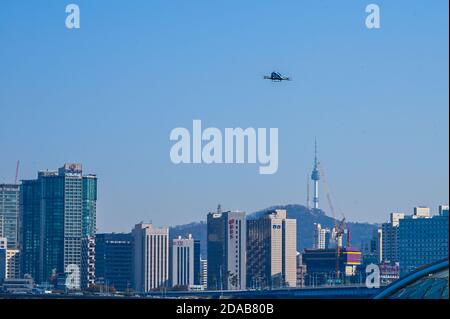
{"left": 375, "top": 228, "right": 382, "bottom": 263}
{"left": 200, "top": 258, "right": 208, "bottom": 289}
{"left": 313, "top": 223, "right": 325, "bottom": 249}
{"left": 81, "top": 236, "right": 96, "bottom": 289}
{"left": 132, "top": 223, "right": 169, "bottom": 292}
{"left": 296, "top": 252, "right": 307, "bottom": 288}
{"left": 398, "top": 206, "right": 449, "bottom": 276}
{"left": 95, "top": 233, "right": 133, "bottom": 292}
{"left": 439, "top": 205, "right": 449, "bottom": 216}
{"left": 171, "top": 235, "right": 194, "bottom": 287}
{"left": 6, "top": 249, "right": 20, "bottom": 279}
{"left": 381, "top": 212, "right": 405, "bottom": 263}
{"left": 0, "top": 238, "right": 6, "bottom": 282}
{"left": 20, "top": 163, "right": 97, "bottom": 289}
{"left": 81, "top": 174, "right": 97, "bottom": 289}
{"left": 247, "top": 209, "right": 297, "bottom": 288}
{"left": 207, "top": 208, "right": 246, "bottom": 290}
{"left": 313, "top": 223, "right": 331, "bottom": 249}
{"left": 0, "top": 184, "right": 20, "bottom": 250}
{"left": 413, "top": 206, "right": 430, "bottom": 218}
{"left": 193, "top": 240, "right": 201, "bottom": 285}
{"left": 0, "top": 235, "right": 20, "bottom": 280}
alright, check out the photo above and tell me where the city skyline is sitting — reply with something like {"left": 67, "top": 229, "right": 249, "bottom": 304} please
{"left": 1, "top": 163, "right": 448, "bottom": 295}
{"left": 0, "top": 0, "right": 448, "bottom": 231}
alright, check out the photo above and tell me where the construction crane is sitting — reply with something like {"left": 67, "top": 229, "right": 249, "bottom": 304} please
{"left": 317, "top": 161, "right": 347, "bottom": 280}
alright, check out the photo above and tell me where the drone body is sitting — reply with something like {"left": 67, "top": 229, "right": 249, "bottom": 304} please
{"left": 263, "top": 72, "right": 291, "bottom": 82}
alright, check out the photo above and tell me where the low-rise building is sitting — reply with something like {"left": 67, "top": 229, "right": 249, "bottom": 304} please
{"left": 302, "top": 247, "right": 362, "bottom": 286}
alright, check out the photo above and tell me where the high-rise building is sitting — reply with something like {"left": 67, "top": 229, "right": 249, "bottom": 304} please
{"left": 20, "top": 177, "right": 41, "bottom": 281}
{"left": 0, "top": 238, "right": 6, "bottom": 282}
{"left": 313, "top": 222, "right": 347, "bottom": 250}
{"left": 207, "top": 208, "right": 246, "bottom": 290}
{"left": 81, "top": 236, "right": 96, "bottom": 289}
{"left": 313, "top": 223, "right": 330, "bottom": 249}
{"left": 398, "top": 207, "right": 449, "bottom": 276}
{"left": 171, "top": 235, "right": 194, "bottom": 287}
{"left": 0, "top": 239, "right": 19, "bottom": 281}
{"left": 0, "top": 237, "right": 20, "bottom": 280}
{"left": 376, "top": 228, "right": 382, "bottom": 263}
{"left": 95, "top": 233, "right": 133, "bottom": 292}
{"left": 0, "top": 184, "right": 20, "bottom": 250}
{"left": 381, "top": 212, "right": 405, "bottom": 263}
{"left": 81, "top": 175, "right": 98, "bottom": 289}
{"left": 6, "top": 249, "right": 20, "bottom": 279}
{"left": 247, "top": 209, "right": 297, "bottom": 288}
{"left": 193, "top": 240, "right": 201, "bottom": 286}
{"left": 20, "top": 164, "right": 97, "bottom": 289}
{"left": 132, "top": 223, "right": 169, "bottom": 292}
{"left": 200, "top": 258, "right": 208, "bottom": 289}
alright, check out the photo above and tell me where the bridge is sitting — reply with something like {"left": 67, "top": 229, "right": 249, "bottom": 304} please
{"left": 145, "top": 285, "right": 382, "bottom": 299}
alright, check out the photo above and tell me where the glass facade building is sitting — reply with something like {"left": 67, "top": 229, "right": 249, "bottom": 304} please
{"left": 0, "top": 184, "right": 20, "bottom": 250}
{"left": 95, "top": 233, "right": 133, "bottom": 292}
{"left": 20, "top": 164, "right": 97, "bottom": 289}
{"left": 20, "top": 178, "right": 41, "bottom": 281}
{"left": 194, "top": 239, "right": 201, "bottom": 285}
{"left": 398, "top": 213, "right": 449, "bottom": 276}
{"left": 0, "top": 237, "right": 7, "bottom": 282}
{"left": 0, "top": 246, "right": 5, "bottom": 283}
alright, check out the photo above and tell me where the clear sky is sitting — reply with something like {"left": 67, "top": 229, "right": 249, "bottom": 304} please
{"left": 0, "top": 0, "right": 448, "bottom": 231}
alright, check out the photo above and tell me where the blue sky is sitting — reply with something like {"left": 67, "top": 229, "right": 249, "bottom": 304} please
{"left": 0, "top": 0, "right": 448, "bottom": 231}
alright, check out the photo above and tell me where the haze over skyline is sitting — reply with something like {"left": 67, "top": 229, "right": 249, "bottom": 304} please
{"left": 0, "top": 0, "right": 448, "bottom": 232}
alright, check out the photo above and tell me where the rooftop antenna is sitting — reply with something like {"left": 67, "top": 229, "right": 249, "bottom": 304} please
{"left": 217, "top": 204, "right": 222, "bottom": 214}
{"left": 14, "top": 160, "right": 20, "bottom": 184}
{"left": 306, "top": 175, "right": 310, "bottom": 209}
{"left": 314, "top": 139, "right": 318, "bottom": 166}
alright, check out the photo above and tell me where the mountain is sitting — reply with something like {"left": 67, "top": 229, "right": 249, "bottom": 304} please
{"left": 170, "top": 204, "right": 377, "bottom": 258}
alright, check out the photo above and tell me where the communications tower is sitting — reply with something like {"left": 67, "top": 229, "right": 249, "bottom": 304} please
{"left": 311, "top": 140, "right": 320, "bottom": 209}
